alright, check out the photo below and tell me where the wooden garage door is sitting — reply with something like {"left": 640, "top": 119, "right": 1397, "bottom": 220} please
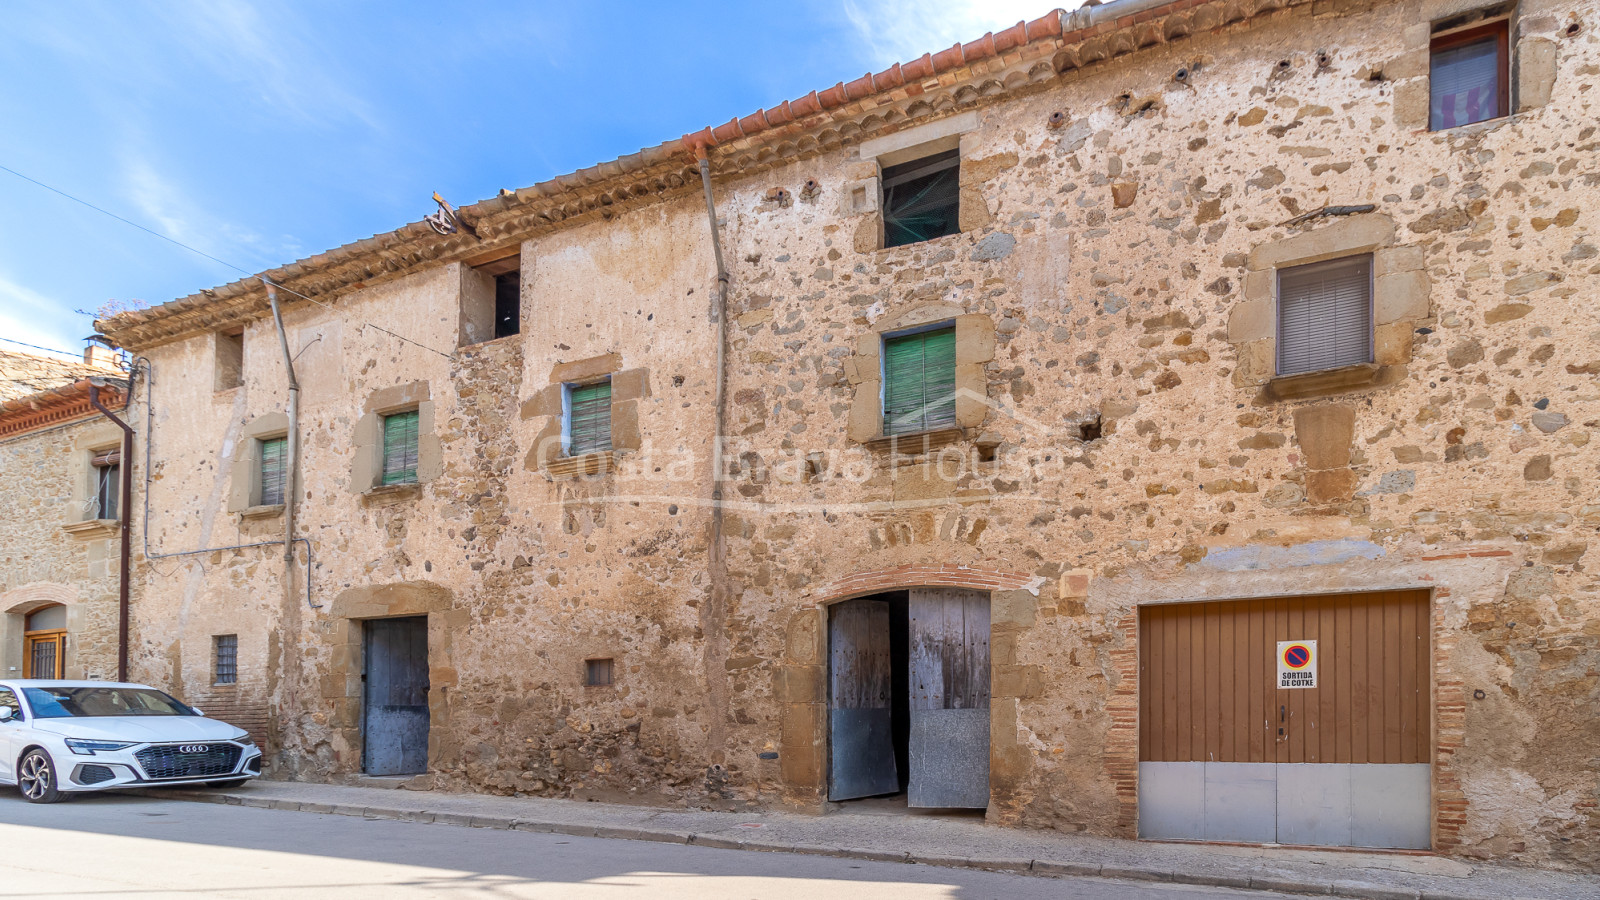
{"left": 1139, "top": 591, "right": 1430, "bottom": 765}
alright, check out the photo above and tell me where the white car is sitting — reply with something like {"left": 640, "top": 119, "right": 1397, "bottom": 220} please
{"left": 0, "top": 680, "right": 262, "bottom": 803}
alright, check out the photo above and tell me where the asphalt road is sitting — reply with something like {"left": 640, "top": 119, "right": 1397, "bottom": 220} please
{"left": 0, "top": 790, "right": 1296, "bottom": 899}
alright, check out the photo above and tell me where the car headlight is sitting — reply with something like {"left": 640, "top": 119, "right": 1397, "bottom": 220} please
{"left": 232, "top": 732, "right": 256, "bottom": 747}
{"left": 65, "top": 739, "right": 137, "bottom": 756}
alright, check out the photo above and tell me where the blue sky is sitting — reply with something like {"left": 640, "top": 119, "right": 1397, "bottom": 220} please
{"left": 0, "top": 0, "right": 1067, "bottom": 360}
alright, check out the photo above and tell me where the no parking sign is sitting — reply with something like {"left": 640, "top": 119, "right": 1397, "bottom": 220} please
{"left": 1276, "top": 640, "right": 1317, "bottom": 689}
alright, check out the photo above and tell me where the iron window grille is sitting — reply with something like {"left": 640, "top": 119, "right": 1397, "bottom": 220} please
{"left": 214, "top": 634, "right": 238, "bottom": 685}
{"left": 585, "top": 658, "right": 614, "bottom": 687}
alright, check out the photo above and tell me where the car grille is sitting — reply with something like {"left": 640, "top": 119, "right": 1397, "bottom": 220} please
{"left": 75, "top": 764, "right": 116, "bottom": 785}
{"left": 135, "top": 743, "right": 242, "bottom": 780}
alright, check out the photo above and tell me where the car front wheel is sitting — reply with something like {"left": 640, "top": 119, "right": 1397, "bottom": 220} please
{"left": 18, "top": 749, "right": 66, "bottom": 804}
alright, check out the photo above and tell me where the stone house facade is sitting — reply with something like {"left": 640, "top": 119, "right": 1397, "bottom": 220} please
{"left": 0, "top": 347, "right": 127, "bottom": 684}
{"left": 98, "top": 0, "right": 1596, "bottom": 868}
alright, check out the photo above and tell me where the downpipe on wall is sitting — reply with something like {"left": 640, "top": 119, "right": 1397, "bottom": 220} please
{"left": 264, "top": 280, "right": 302, "bottom": 611}
{"left": 695, "top": 146, "right": 733, "bottom": 768}
{"left": 87, "top": 377, "right": 136, "bottom": 682}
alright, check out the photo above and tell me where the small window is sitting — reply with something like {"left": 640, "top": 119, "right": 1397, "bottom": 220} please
{"left": 1277, "top": 255, "right": 1373, "bottom": 376}
{"left": 215, "top": 329, "right": 244, "bottom": 391}
{"left": 214, "top": 635, "right": 238, "bottom": 685}
{"left": 494, "top": 271, "right": 521, "bottom": 339}
{"left": 1430, "top": 20, "right": 1508, "bottom": 130}
{"left": 381, "top": 410, "right": 420, "bottom": 485}
{"left": 566, "top": 380, "right": 612, "bottom": 457}
{"left": 585, "top": 658, "right": 614, "bottom": 687}
{"left": 259, "top": 437, "right": 287, "bottom": 506}
{"left": 90, "top": 448, "right": 120, "bottom": 520}
{"left": 882, "top": 326, "right": 957, "bottom": 436}
{"left": 882, "top": 148, "right": 960, "bottom": 248}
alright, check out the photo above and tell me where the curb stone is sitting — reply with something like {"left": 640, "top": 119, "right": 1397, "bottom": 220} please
{"left": 146, "top": 790, "right": 1558, "bottom": 900}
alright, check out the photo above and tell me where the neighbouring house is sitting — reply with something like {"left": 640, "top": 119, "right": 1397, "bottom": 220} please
{"left": 94, "top": 0, "right": 1596, "bottom": 868}
{"left": 0, "top": 343, "right": 127, "bottom": 683}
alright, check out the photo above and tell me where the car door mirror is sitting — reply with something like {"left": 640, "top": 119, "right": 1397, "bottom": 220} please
{"left": 0, "top": 706, "right": 14, "bottom": 722}
{"left": 190, "top": 707, "right": 203, "bottom": 716}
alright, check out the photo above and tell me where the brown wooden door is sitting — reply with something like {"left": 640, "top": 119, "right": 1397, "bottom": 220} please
{"left": 24, "top": 633, "right": 65, "bottom": 679}
{"left": 827, "top": 598, "right": 898, "bottom": 801}
{"left": 1139, "top": 590, "right": 1430, "bottom": 765}
{"left": 908, "top": 587, "right": 990, "bottom": 808}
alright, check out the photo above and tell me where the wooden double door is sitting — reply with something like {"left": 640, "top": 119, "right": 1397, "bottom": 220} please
{"left": 827, "top": 588, "right": 990, "bottom": 808}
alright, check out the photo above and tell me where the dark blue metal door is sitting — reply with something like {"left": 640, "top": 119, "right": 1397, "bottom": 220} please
{"left": 363, "top": 616, "right": 430, "bottom": 775}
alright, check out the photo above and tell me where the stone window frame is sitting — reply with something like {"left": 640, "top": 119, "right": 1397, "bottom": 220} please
{"left": 1391, "top": 0, "right": 1560, "bottom": 131}
{"left": 841, "top": 111, "right": 997, "bottom": 253}
{"left": 521, "top": 353, "right": 650, "bottom": 479}
{"left": 61, "top": 419, "right": 127, "bottom": 539}
{"left": 228, "top": 412, "right": 289, "bottom": 519}
{"left": 845, "top": 303, "right": 994, "bottom": 450}
{"left": 1229, "top": 214, "right": 1430, "bottom": 402}
{"left": 352, "top": 382, "right": 441, "bottom": 497}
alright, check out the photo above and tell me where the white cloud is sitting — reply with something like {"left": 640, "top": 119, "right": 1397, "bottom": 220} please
{"left": 840, "top": 0, "right": 1085, "bottom": 68}
{"left": 0, "top": 272, "right": 91, "bottom": 354}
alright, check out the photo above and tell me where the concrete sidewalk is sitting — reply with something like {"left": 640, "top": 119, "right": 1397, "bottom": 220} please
{"left": 142, "top": 780, "right": 1597, "bottom": 900}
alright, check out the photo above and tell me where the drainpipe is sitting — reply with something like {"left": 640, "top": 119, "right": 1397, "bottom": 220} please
{"left": 694, "top": 145, "right": 732, "bottom": 764}
{"left": 263, "top": 279, "right": 301, "bottom": 610}
{"left": 88, "top": 378, "right": 134, "bottom": 683}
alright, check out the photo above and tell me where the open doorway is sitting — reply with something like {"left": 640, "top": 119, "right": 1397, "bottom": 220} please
{"left": 826, "top": 588, "right": 989, "bottom": 812}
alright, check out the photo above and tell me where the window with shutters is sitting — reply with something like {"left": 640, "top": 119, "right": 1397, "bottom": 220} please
{"left": 882, "top": 326, "right": 957, "bottom": 436}
{"left": 1277, "top": 255, "right": 1373, "bottom": 377}
{"left": 882, "top": 149, "right": 961, "bottom": 248}
{"left": 1430, "top": 19, "right": 1508, "bottom": 131}
{"left": 381, "top": 410, "right": 421, "bottom": 485}
{"left": 258, "top": 437, "right": 286, "bottom": 507}
{"left": 214, "top": 634, "right": 238, "bottom": 685}
{"left": 565, "top": 380, "right": 612, "bottom": 457}
{"left": 90, "top": 449, "right": 120, "bottom": 520}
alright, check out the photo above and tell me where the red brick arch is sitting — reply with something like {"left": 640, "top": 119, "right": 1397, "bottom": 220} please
{"left": 811, "top": 563, "right": 1038, "bottom": 605}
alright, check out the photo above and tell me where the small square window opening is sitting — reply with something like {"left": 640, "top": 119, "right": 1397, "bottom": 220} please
{"left": 259, "top": 436, "right": 287, "bottom": 506}
{"left": 566, "top": 379, "right": 612, "bottom": 457}
{"left": 214, "top": 634, "right": 238, "bottom": 685}
{"left": 585, "top": 658, "right": 614, "bottom": 687}
{"left": 882, "top": 148, "right": 960, "bottom": 248}
{"left": 1276, "top": 255, "right": 1373, "bottom": 376}
{"left": 882, "top": 326, "right": 957, "bottom": 436}
{"left": 215, "top": 329, "right": 244, "bottom": 391}
{"left": 381, "top": 410, "right": 420, "bottom": 485}
{"left": 494, "top": 271, "right": 521, "bottom": 339}
{"left": 1429, "top": 20, "right": 1509, "bottom": 130}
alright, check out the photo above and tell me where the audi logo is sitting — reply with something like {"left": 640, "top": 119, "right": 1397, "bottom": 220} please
{"left": 177, "top": 745, "right": 209, "bottom": 754}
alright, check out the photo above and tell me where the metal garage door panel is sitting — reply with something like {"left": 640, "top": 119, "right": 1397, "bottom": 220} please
{"left": 1204, "top": 763, "right": 1279, "bottom": 843}
{"left": 1137, "top": 762, "right": 1204, "bottom": 840}
{"left": 1277, "top": 764, "right": 1354, "bottom": 847}
{"left": 1352, "top": 764, "right": 1431, "bottom": 849}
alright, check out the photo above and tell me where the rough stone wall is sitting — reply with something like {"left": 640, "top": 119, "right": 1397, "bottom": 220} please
{"left": 0, "top": 417, "right": 123, "bottom": 681}
{"left": 119, "top": 0, "right": 1598, "bottom": 869}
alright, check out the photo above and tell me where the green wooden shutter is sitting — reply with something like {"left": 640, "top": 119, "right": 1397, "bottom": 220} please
{"left": 381, "top": 410, "right": 420, "bottom": 484}
{"left": 568, "top": 381, "right": 612, "bottom": 456}
{"left": 259, "top": 437, "right": 287, "bottom": 506}
{"left": 882, "top": 327, "right": 957, "bottom": 436}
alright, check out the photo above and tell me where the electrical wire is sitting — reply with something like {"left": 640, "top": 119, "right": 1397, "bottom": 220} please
{"left": 0, "top": 163, "right": 456, "bottom": 360}
{"left": 0, "top": 336, "right": 83, "bottom": 357}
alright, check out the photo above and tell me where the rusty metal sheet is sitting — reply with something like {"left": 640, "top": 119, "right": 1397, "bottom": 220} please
{"left": 828, "top": 599, "right": 898, "bottom": 800}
